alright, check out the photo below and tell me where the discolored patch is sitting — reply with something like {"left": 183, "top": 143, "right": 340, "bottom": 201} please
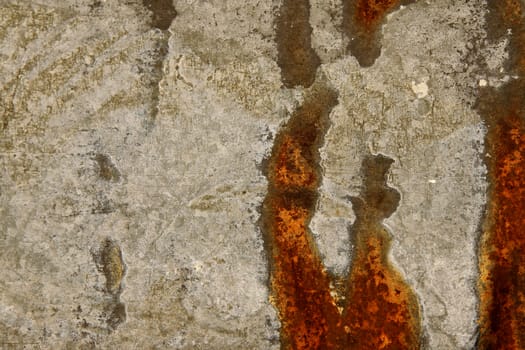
{"left": 477, "top": 1, "right": 525, "bottom": 349}
{"left": 93, "top": 238, "right": 127, "bottom": 331}
{"left": 261, "top": 85, "right": 421, "bottom": 348}
{"left": 106, "top": 301, "right": 126, "bottom": 331}
{"left": 94, "top": 153, "right": 121, "bottom": 182}
{"left": 99, "top": 238, "right": 125, "bottom": 294}
{"left": 342, "top": 0, "right": 414, "bottom": 67}
{"left": 143, "top": 0, "right": 177, "bottom": 31}
{"left": 141, "top": 0, "right": 176, "bottom": 129}
{"left": 275, "top": 0, "right": 321, "bottom": 88}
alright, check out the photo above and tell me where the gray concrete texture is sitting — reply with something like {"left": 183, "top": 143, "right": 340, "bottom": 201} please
{"left": 0, "top": 0, "right": 505, "bottom": 348}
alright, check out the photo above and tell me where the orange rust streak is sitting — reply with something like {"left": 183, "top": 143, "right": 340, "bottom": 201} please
{"left": 344, "top": 232, "right": 420, "bottom": 349}
{"left": 478, "top": 1, "right": 525, "bottom": 349}
{"left": 270, "top": 201, "right": 342, "bottom": 349}
{"left": 341, "top": 0, "right": 413, "bottom": 67}
{"left": 274, "top": 136, "right": 318, "bottom": 190}
{"left": 355, "top": 0, "right": 400, "bottom": 28}
{"left": 342, "top": 155, "right": 421, "bottom": 350}
{"left": 480, "top": 113, "right": 525, "bottom": 349}
{"left": 263, "top": 87, "right": 342, "bottom": 349}
{"left": 262, "top": 86, "right": 421, "bottom": 348}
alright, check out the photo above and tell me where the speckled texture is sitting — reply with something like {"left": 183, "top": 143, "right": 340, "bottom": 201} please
{"left": 0, "top": 0, "right": 507, "bottom": 348}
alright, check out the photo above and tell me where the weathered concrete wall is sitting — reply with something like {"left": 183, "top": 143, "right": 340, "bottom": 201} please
{"left": 0, "top": 0, "right": 510, "bottom": 349}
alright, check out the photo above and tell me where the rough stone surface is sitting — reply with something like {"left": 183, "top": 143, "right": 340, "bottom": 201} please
{"left": 0, "top": 0, "right": 507, "bottom": 349}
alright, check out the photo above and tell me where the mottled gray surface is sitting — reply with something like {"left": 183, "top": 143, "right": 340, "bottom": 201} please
{"left": 0, "top": 0, "right": 505, "bottom": 348}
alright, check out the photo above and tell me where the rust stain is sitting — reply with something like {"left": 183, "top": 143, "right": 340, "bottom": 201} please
{"left": 99, "top": 238, "right": 125, "bottom": 295}
{"left": 478, "top": 1, "right": 525, "bottom": 349}
{"left": 143, "top": 0, "right": 177, "bottom": 31}
{"left": 93, "top": 238, "right": 127, "bottom": 331}
{"left": 275, "top": 0, "right": 321, "bottom": 88}
{"left": 343, "top": 155, "right": 421, "bottom": 349}
{"left": 262, "top": 86, "right": 341, "bottom": 349}
{"left": 141, "top": 0, "right": 176, "bottom": 129}
{"left": 267, "top": 2, "right": 421, "bottom": 347}
{"left": 94, "top": 153, "right": 121, "bottom": 182}
{"left": 342, "top": 0, "right": 414, "bottom": 67}
{"left": 261, "top": 85, "right": 421, "bottom": 348}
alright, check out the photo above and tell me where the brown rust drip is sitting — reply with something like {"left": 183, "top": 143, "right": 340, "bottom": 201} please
{"left": 141, "top": 0, "right": 176, "bottom": 130}
{"left": 477, "top": 2, "right": 525, "bottom": 348}
{"left": 143, "top": 0, "right": 177, "bottom": 31}
{"left": 99, "top": 238, "right": 125, "bottom": 295}
{"left": 275, "top": 0, "right": 321, "bottom": 88}
{"left": 342, "top": 0, "right": 414, "bottom": 67}
{"left": 343, "top": 155, "right": 421, "bottom": 349}
{"left": 261, "top": 85, "right": 341, "bottom": 349}
{"left": 266, "top": 2, "right": 421, "bottom": 347}
{"left": 94, "top": 153, "right": 121, "bottom": 182}
{"left": 261, "top": 85, "right": 421, "bottom": 348}
{"left": 94, "top": 238, "right": 127, "bottom": 331}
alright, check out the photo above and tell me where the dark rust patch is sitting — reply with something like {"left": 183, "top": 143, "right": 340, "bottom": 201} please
{"left": 94, "top": 153, "right": 121, "bottom": 182}
{"left": 477, "top": 1, "right": 525, "bottom": 349}
{"left": 106, "top": 301, "right": 126, "bottom": 331}
{"left": 99, "top": 238, "right": 125, "bottom": 294}
{"left": 267, "top": 2, "right": 421, "bottom": 346}
{"left": 275, "top": 0, "right": 321, "bottom": 88}
{"left": 93, "top": 238, "right": 127, "bottom": 331}
{"left": 261, "top": 85, "right": 421, "bottom": 348}
{"left": 343, "top": 154, "right": 421, "bottom": 349}
{"left": 342, "top": 0, "right": 414, "bottom": 67}
{"left": 141, "top": 1, "right": 176, "bottom": 129}
{"left": 143, "top": 0, "right": 177, "bottom": 31}
{"left": 261, "top": 85, "right": 340, "bottom": 349}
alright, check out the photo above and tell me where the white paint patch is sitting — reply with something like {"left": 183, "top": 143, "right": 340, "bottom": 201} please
{"left": 411, "top": 80, "right": 429, "bottom": 98}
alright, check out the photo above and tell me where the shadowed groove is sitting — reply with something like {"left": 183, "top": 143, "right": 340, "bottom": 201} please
{"left": 0, "top": 7, "right": 169, "bottom": 144}
{"left": 0, "top": 4, "right": 175, "bottom": 135}
{"left": 0, "top": 27, "right": 126, "bottom": 101}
